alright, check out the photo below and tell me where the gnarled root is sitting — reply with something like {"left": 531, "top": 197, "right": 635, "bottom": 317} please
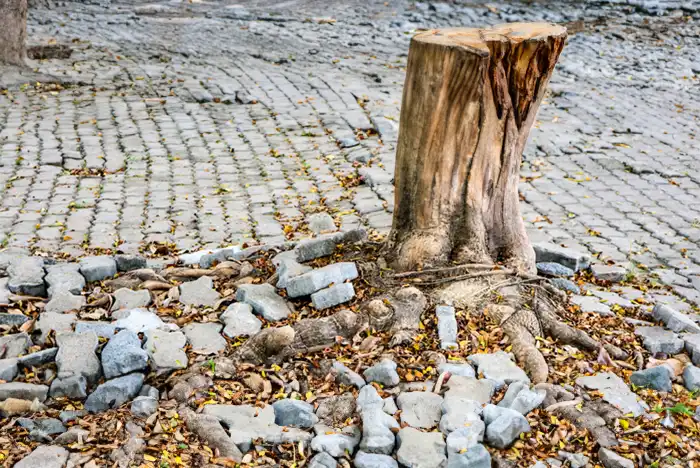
{"left": 181, "top": 408, "right": 243, "bottom": 461}
{"left": 489, "top": 304, "right": 549, "bottom": 384}
{"left": 234, "top": 309, "right": 365, "bottom": 365}
{"left": 488, "top": 285, "right": 628, "bottom": 383}
{"left": 363, "top": 287, "right": 428, "bottom": 346}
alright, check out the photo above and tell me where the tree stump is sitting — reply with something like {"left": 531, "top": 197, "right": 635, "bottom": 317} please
{"left": 387, "top": 23, "right": 567, "bottom": 273}
{"left": 0, "top": 0, "right": 28, "bottom": 66}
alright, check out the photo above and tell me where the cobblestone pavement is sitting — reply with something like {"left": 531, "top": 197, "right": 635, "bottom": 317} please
{"left": 1, "top": 0, "right": 699, "bottom": 292}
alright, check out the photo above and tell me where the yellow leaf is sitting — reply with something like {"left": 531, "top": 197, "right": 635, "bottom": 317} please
{"left": 144, "top": 455, "right": 157, "bottom": 462}
{"left": 620, "top": 419, "right": 629, "bottom": 430}
{"left": 306, "top": 391, "right": 313, "bottom": 400}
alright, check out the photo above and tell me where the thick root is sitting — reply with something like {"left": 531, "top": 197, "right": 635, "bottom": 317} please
{"left": 489, "top": 304, "right": 549, "bottom": 383}
{"left": 234, "top": 326, "right": 295, "bottom": 365}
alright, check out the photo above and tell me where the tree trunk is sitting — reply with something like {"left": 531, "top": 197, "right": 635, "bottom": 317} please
{"left": 0, "top": 0, "right": 28, "bottom": 66}
{"left": 387, "top": 23, "right": 566, "bottom": 274}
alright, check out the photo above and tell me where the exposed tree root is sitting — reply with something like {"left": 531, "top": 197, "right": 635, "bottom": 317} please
{"left": 485, "top": 283, "right": 628, "bottom": 383}
{"left": 364, "top": 287, "right": 428, "bottom": 346}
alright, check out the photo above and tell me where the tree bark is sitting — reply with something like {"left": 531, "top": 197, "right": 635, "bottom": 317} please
{"left": 387, "top": 23, "right": 566, "bottom": 274}
{"left": 0, "top": 0, "right": 28, "bottom": 66}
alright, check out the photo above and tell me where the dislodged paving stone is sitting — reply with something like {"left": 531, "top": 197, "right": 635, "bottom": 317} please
{"left": 113, "top": 308, "right": 167, "bottom": 333}
{"left": 558, "top": 451, "right": 589, "bottom": 468}
{"left": 17, "top": 348, "right": 57, "bottom": 368}
{"left": 683, "top": 365, "right": 700, "bottom": 391}
{"left": 59, "top": 410, "right": 87, "bottom": 424}
{"left": 354, "top": 451, "right": 399, "bottom": 468}
{"left": 102, "top": 329, "right": 149, "bottom": 379}
{"left": 571, "top": 295, "right": 613, "bottom": 316}
{"left": 397, "top": 392, "right": 443, "bottom": 428}
{"left": 309, "top": 452, "right": 337, "bottom": 468}
{"left": 447, "top": 443, "right": 491, "bottom": 468}
{"left": 15, "top": 445, "right": 69, "bottom": 468}
{"left": 444, "top": 376, "right": 494, "bottom": 404}
{"left": 179, "top": 276, "right": 221, "bottom": 307}
{"left": 0, "top": 382, "right": 49, "bottom": 401}
{"left": 79, "top": 255, "right": 117, "bottom": 282}
{"left": 653, "top": 304, "right": 700, "bottom": 334}
{"left": 308, "top": 212, "right": 337, "bottom": 234}
{"left": 55, "top": 331, "right": 101, "bottom": 385}
{"left": 183, "top": 322, "right": 227, "bottom": 354}
{"left": 0, "top": 312, "right": 29, "bottom": 327}
{"left": 274, "top": 251, "right": 313, "bottom": 289}
{"left": 440, "top": 396, "right": 483, "bottom": 435}
{"left": 273, "top": 398, "right": 319, "bottom": 428}
{"left": 396, "top": 427, "right": 446, "bottom": 468}
{"left": 311, "top": 425, "right": 361, "bottom": 457}
{"left": 295, "top": 237, "right": 336, "bottom": 263}
{"left": 446, "top": 424, "right": 485, "bottom": 453}
{"left": 576, "top": 372, "right": 649, "bottom": 417}
{"left": 311, "top": 282, "right": 355, "bottom": 310}
{"left": 634, "top": 326, "right": 684, "bottom": 355}
{"left": 85, "top": 372, "right": 144, "bottom": 413}
{"left": 363, "top": 359, "right": 400, "bottom": 387}
{"left": 357, "top": 385, "right": 398, "bottom": 454}
{"left": 483, "top": 404, "right": 531, "bottom": 449}
{"left": 498, "top": 383, "right": 546, "bottom": 415}
{"left": 221, "top": 303, "right": 262, "bottom": 337}
{"left": 598, "top": 448, "right": 635, "bottom": 468}
{"left": 549, "top": 278, "right": 581, "bottom": 294}
{"left": 0, "top": 358, "right": 18, "bottom": 381}
{"left": 630, "top": 366, "right": 672, "bottom": 392}
{"left": 50, "top": 375, "right": 88, "bottom": 399}
{"left": 131, "top": 396, "right": 158, "bottom": 418}
{"left": 533, "top": 242, "right": 591, "bottom": 272}
{"left": 236, "top": 283, "right": 293, "bottom": 321}
{"left": 468, "top": 351, "right": 530, "bottom": 387}
{"left": 383, "top": 396, "right": 398, "bottom": 415}
{"left": 45, "top": 291, "right": 85, "bottom": 314}
{"left": 0, "top": 332, "right": 30, "bottom": 357}
{"left": 591, "top": 264, "right": 627, "bottom": 282}
{"left": 333, "top": 361, "right": 366, "bottom": 388}
{"left": 438, "top": 362, "right": 475, "bottom": 378}
{"left": 35, "top": 313, "right": 77, "bottom": 345}
{"left": 45, "top": 263, "right": 85, "bottom": 297}
{"left": 115, "top": 254, "right": 147, "bottom": 272}
{"left": 286, "top": 262, "right": 358, "bottom": 298}
{"left": 144, "top": 329, "right": 188, "bottom": 373}
{"left": 112, "top": 288, "right": 151, "bottom": 310}
{"left": 203, "top": 404, "right": 312, "bottom": 452}
{"left": 685, "top": 334, "right": 700, "bottom": 366}
{"left": 7, "top": 257, "right": 46, "bottom": 297}
{"left": 75, "top": 321, "right": 117, "bottom": 338}
{"left": 436, "top": 305, "right": 458, "bottom": 349}
{"left": 536, "top": 262, "right": 574, "bottom": 277}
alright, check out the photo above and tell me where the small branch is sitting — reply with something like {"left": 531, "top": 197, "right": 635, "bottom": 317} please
{"left": 391, "top": 263, "right": 501, "bottom": 279}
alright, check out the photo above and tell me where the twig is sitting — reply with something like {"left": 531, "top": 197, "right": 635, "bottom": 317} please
{"left": 404, "top": 269, "right": 516, "bottom": 286}
{"left": 391, "top": 263, "right": 501, "bottom": 279}
{"left": 433, "top": 371, "right": 449, "bottom": 394}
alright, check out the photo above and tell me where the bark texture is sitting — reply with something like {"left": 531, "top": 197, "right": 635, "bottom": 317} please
{"left": 387, "top": 23, "right": 567, "bottom": 273}
{"left": 0, "top": 0, "right": 28, "bottom": 66}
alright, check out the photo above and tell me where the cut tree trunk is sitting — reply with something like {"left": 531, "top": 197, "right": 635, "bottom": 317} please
{"left": 0, "top": 0, "right": 28, "bottom": 66}
{"left": 387, "top": 23, "right": 567, "bottom": 274}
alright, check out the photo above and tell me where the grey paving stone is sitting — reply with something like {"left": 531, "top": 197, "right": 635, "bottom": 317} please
{"left": 591, "top": 264, "right": 627, "bottom": 282}
{"left": 45, "top": 263, "right": 85, "bottom": 297}
{"left": 85, "top": 373, "right": 144, "bottom": 413}
{"left": 363, "top": 359, "right": 400, "bottom": 387}
{"left": 221, "top": 302, "right": 262, "bottom": 337}
{"left": 179, "top": 276, "right": 221, "bottom": 307}
{"left": 102, "top": 329, "right": 149, "bottom": 379}
{"left": 0, "top": 332, "right": 30, "bottom": 358}
{"left": 634, "top": 326, "right": 684, "bottom": 355}
{"left": 35, "top": 313, "right": 77, "bottom": 345}
{"left": 436, "top": 305, "right": 458, "bottom": 350}
{"left": 15, "top": 446, "right": 69, "bottom": 468}
{"left": 112, "top": 288, "right": 151, "bottom": 311}
{"left": 272, "top": 398, "right": 318, "bottom": 428}
{"left": 79, "top": 256, "right": 117, "bottom": 282}
{"left": 183, "top": 322, "right": 227, "bottom": 354}
{"left": 467, "top": 351, "right": 530, "bottom": 387}
{"left": 397, "top": 391, "right": 443, "bottom": 428}
{"left": 236, "top": 283, "right": 293, "bottom": 321}
{"left": 144, "top": 328, "right": 188, "bottom": 373}
{"left": 653, "top": 304, "right": 700, "bottom": 334}
{"left": 113, "top": 308, "right": 167, "bottom": 333}
{"left": 114, "top": 254, "right": 147, "bottom": 272}
{"left": 0, "top": 358, "right": 18, "bottom": 381}
{"left": 571, "top": 295, "right": 613, "bottom": 316}
{"left": 286, "top": 262, "right": 358, "bottom": 298}
{"left": 0, "top": 382, "right": 49, "bottom": 401}
{"left": 311, "top": 282, "right": 355, "bottom": 310}
{"left": 576, "top": 372, "right": 648, "bottom": 417}
{"left": 533, "top": 242, "right": 591, "bottom": 272}
{"left": 7, "top": 256, "right": 46, "bottom": 297}
{"left": 396, "top": 427, "right": 446, "bottom": 468}
{"left": 45, "top": 291, "right": 85, "bottom": 314}
{"left": 55, "top": 331, "right": 101, "bottom": 385}
{"left": 630, "top": 366, "right": 672, "bottom": 392}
